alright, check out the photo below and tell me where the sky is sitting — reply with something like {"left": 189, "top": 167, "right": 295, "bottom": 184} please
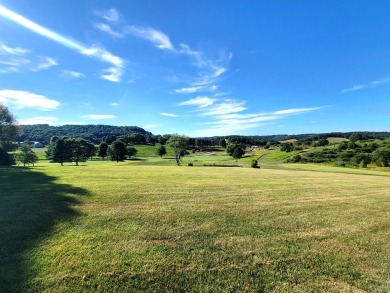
{"left": 0, "top": 1, "right": 389, "bottom": 137}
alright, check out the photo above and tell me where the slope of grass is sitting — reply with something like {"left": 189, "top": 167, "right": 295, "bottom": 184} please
{"left": 1, "top": 163, "right": 390, "bottom": 292}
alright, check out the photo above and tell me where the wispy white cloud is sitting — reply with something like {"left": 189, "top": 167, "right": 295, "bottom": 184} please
{"left": 32, "top": 57, "right": 58, "bottom": 71}
{"left": 81, "top": 46, "right": 124, "bottom": 82}
{"left": 0, "top": 5, "right": 124, "bottom": 82}
{"left": 0, "top": 67, "right": 18, "bottom": 73}
{"left": 19, "top": 116, "right": 59, "bottom": 125}
{"left": 177, "top": 95, "right": 322, "bottom": 136}
{"left": 93, "top": 8, "right": 230, "bottom": 90}
{"left": 100, "top": 66, "right": 123, "bottom": 82}
{"left": 0, "top": 43, "right": 30, "bottom": 55}
{"left": 102, "top": 8, "right": 119, "bottom": 23}
{"left": 173, "top": 46, "right": 231, "bottom": 94}
{"left": 95, "top": 23, "right": 124, "bottom": 38}
{"left": 160, "top": 112, "right": 179, "bottom": 117}
{"left": 110, "top": 102, "right": 120, "bottom": 106}
{"left": 341, "top": 84, "right": 365, "bottom": 93}
{"left": 126, "top": 26, "right": 174, "bottom": 50}
{"left": 177, "top": 96, "right": 216, "bottom": 108}
{"left": 60, "top": 69, "right": 85, "bottom": 79}
{"left": 200, "top": 99, "right": 246, "bottom": 116}
{"left": 0, "top": 57, "right": 30, "bottom": 67}
{"left": 0, "top": 42, "right": 58, "bottom": 73}
{"left": 174, "top": 84, "right": 218, "bottom": 94}
{"left": 0, "top": 89, "right": 60, "bottom": 110}
{"left": 341, "top": 77, "right": 390, "bottom": 93}
{"left": 81, "top": 114, "right": 117, "bottom": 120}
{"left": 143, "top": 124, "right": 159, "bottom": 129}
{"left": 273, "top": 107, "right": 322, "bottom": 115}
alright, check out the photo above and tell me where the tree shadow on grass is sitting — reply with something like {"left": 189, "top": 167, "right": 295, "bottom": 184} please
{"left": 0, "top": 166, "right": 89, "bottom": 292}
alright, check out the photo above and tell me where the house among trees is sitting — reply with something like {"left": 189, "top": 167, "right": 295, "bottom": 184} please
{"left": 32, "top": 141, "right": 44, "bottom": 148}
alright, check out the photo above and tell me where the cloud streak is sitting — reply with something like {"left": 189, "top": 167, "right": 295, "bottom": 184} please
{"left": 60, "top": 69, "right": 85, "bottom": 79}
{"left": 0, "top": 42, "right": 58, "bottom": 73}
{"left": 19, "top": 116, "right": 59, "bottom": 125}
{"left": 160, "top": 112, "right": 179, "bottom": 117}
{"left": 126, "top": 26, "right": 174, "bottom": 50}
{"left": 31, "top": 57, "right": 58, "bottom": 71}
{"left": 0, "top": 89, "right": 60, "bottom": 110}
{"left": 81, "top": 114, "right": 117, "bottom": 120}
{"left": 0, "top": 4, "right": 124, "bottom": 82}
{"left": 93, "top": 9, "right": 231, "bottom": 91}
{"left": 341, "top": 77, "right": 390, "bottom": 93}
{"left": 177, "top": 96, "right": 322, "bottom": 136}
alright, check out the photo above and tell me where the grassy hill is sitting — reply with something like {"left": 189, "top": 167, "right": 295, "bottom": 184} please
{"left": 1, "top": 161, "right": 390, "bottom": 292}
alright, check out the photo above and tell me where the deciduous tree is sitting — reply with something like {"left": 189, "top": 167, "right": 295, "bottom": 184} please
{"left": 0, "top": 104, "right": 22, "bottom": 165}
{"left": 227, "top": 144, "right": 245, "bottom": 160}
{"left": 167, "top": 134, "right": 189, "bottom": 165}
{"left": 373, "top": 147, "right": 390, "bottom": 167}
{"left": 48, "top": 138, "right": 72, "bottom": 166}
{"left": 156, "top": 145, "right": 167, "bottom": 158}
{"left": 126, "top": 146, "right": 138, "bottom": 159}
{"left": 109, "top": 140, "right": 127, "bottom": 162}
{"left": 16, "top": 140, "right": 38, "bottom": 166}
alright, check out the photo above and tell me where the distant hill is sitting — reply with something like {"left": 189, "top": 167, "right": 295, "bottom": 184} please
{"left": 17, "top": 124, "right": 151, "bottom": 144}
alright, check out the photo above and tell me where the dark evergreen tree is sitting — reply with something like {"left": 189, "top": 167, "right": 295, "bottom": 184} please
{"left": 98, "top": 142, "right": 108, "bottom": 160}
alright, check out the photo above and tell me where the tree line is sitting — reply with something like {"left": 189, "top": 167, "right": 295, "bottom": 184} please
{"left": 17, "top": 124, "right": 390, "bottom": 147}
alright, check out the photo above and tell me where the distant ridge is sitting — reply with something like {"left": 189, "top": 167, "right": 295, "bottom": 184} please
{"left": 17, "top": 124, "right": 390, "bottom": 145}
{"left": 17, "top": 124, "right": 151, "bottom": 144}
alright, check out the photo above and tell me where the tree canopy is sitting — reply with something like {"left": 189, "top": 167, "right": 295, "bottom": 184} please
{"left": 227, "top": 144, "right": 245, "bottom": 160}
{"left": 0, "top": 104, "right": 22, "bottom": 165}
{"left": 167, "top": 134, "right": 189, "bottom": 165}
{"left": 15, "top": 140, "right": 38, "bottom": 166}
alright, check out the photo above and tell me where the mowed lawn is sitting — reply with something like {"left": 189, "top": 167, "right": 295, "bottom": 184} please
{"left": 1, "top": 163, "right": 390, "bottom": 292}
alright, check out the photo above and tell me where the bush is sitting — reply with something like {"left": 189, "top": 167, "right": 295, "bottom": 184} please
{"left": 359, "top": 160, "right": 367, "bottom": 168}
{"left": 0, "top": 148, "right": 15, "bottom": 165}
{"left": 250, "top": 159, "right": 259, "bottom": 168}
{"left": 187, "top": 161, "right": 193, "bottom": 166}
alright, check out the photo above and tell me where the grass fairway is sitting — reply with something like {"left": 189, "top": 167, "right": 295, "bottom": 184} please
{"left": 1, "top": 163, "right": 390, "bottom": 292}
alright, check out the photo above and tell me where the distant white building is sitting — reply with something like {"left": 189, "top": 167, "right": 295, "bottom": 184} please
{"left": 32, "top": 142, "right": 45, "bottom": 148}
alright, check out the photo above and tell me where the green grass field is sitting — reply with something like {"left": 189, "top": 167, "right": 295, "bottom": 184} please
{"left": 1, "top": 160, "right": 390, "bottom": 292}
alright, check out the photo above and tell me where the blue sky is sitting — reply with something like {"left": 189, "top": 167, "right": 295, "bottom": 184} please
{"left": 0, "top": 1, "right": 389, "bottom": 136}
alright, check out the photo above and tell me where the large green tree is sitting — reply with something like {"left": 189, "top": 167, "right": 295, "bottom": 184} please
{"left": 15, "top": 140, "right": 38, "bottom": 166}
{"left": 156, "top": 145, "right": 167, "bottom": 158}
{"left": 68, "top": 138, "right": 95, "bottom": 166}
{"left": 227, "top": 144, "right": 245, "bottom": 161}
{"left": 109, "top": 140, "right": 127, "bottom": 162}
{"left": 167, "top": 134, "right": 189, "bottom": 165}
{"left": 0, "top": 104, "right": 22, "bottom": 165}
{"left": 373, "top": 147, "right": 390, "bottom": 167}
{"left": 126, "top": 146, "right": 138, "bottom": 159}
{"left": 98, "top": 142, "right": 108, "bottom": 160}
{"left": 126, "top": 133, "right": 146, "bottom": 145}
{"left": 47, "top": 138, "right": 72, "bottom": 166}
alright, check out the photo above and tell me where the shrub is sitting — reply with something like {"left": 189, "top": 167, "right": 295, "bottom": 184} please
{"left": 359, "top": 160, "right": 367, "bottom": 168}
{"left": 250, "top": 159, "right": 259, "bottom": 168}
{"left": 188, "top": 161, "right": 193, "bottom": 166}
{"left": 0, "top": 148, "right": 15, "bottom": 165}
